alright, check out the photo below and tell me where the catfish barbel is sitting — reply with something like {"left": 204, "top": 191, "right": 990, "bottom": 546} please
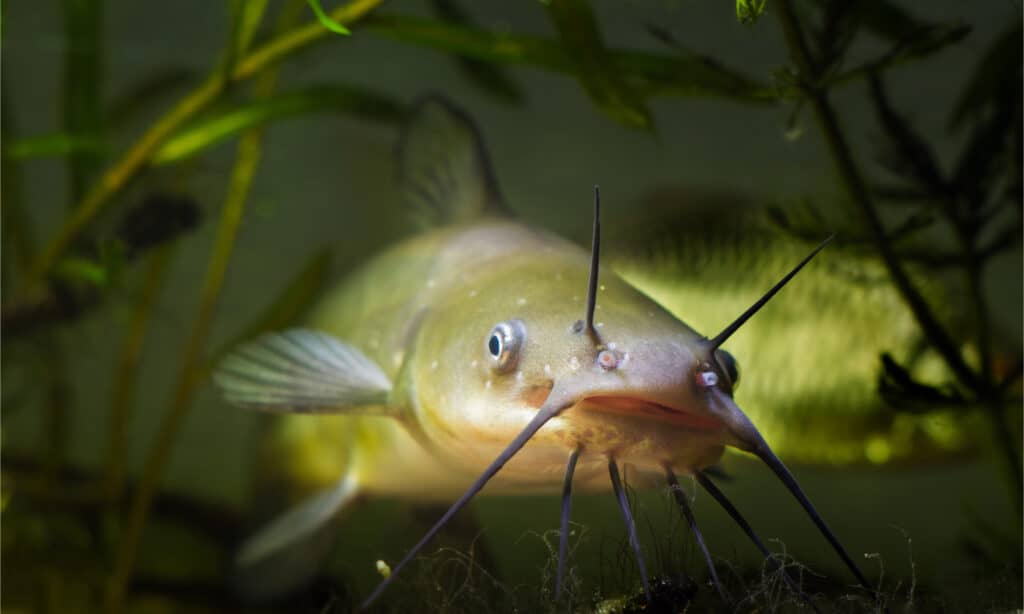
{"left": 215, "top": 97, "right": 878, "bottom": 610}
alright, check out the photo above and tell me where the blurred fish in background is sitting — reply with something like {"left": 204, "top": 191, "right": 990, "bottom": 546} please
{"left": 610, "top": 188, "right": 979, "bottom": 467}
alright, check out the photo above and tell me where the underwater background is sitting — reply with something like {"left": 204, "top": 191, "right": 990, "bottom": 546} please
{"left": 2, "top": 0, "right": 1021, "bottom": 612}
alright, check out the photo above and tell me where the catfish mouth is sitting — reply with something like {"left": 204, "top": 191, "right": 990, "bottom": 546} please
{"left": 581, "top": 395, "right": 725, "bottom": 430}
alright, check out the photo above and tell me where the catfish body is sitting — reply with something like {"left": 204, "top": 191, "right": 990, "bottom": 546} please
{"left": 216, "top": 96, "right": 877, "bottom": 607}
{"left": 271, "top": 219, "right": 728, "bottom": 502}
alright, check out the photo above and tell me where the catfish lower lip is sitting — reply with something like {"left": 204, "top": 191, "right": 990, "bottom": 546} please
{"left": 581, "top": 396, "right": 726, "bottom": 430}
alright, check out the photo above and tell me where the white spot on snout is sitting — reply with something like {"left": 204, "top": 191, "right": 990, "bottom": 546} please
{"left": 516, "top": 297, "right": 527, "bottom": 306}
{"left": 469, "top": 289, "right": 478, "bottom": 298}
{"left": 569, "top": 356, "right": 580, "bottom": 371}
{"left": 696, "top": 371, "right": 719, "bottom": 387}
{"left": 471, "top": 359, "right": 478, "bottom": 368}
{"left": 485, "top": 380, "right": 492, "bottom": 389}
{"left": 426, "top": 279, "right": 436, "bottom": 288}
{"left": 392, "top": 351, "right": 404, "bottom": 368}
{"left": 544, "top": 364, "right": 551, "bottom": 375}
{"left": 430, "top": 360, "right": 439, "bottom": 370}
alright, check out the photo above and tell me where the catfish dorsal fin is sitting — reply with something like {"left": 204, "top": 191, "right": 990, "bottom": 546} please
{"left": 397, "top": 95, "right": 508, "bottom": 227}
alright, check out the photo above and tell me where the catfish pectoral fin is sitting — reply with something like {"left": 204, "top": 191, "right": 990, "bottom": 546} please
{"left": 214, "top": 328, "right": 393, "bottom": 414}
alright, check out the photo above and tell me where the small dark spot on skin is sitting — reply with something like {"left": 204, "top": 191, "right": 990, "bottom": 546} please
{"left": 571, "top": 320, "right": 584, "bottom": 333}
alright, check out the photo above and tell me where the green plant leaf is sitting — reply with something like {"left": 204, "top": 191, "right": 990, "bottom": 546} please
{"left": 235, "top": 0, "right": 271, "bottom": 55}
{"left": 205, "top": 249, "right": 332, "bottom": 372}
{"left": 152, "top": 85, "right": 406, "bottom": 165}
{"left": 545, "top": 0, "right": 652, "bottom": 129}
{"left": 428, "top": 0, "right": 524, "bottom": 104}
{"left": 363, "top": 14, "right": 770, "bottom": 104}
{"left": 4, "top": 133, "right": 108, "bottom": 160}
{"left": 222, "top": 0, "right": 271, "bottom": 86}
{"left": 308, "top": 0, "right": 351, "bottom": 35}
{"left": 736, "top": 0, "right": 766, "bottom": 25}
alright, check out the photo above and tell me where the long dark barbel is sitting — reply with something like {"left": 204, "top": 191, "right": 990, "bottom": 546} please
{"left": 556, "top": 446, "right": 581, "bottom": 598}
{"left": 584, "top": 185, "right": 601, "bottom": 337}
{"left": 665, "top": 468, "right": 726, "bottom": 602}
{"left": 700, "top": 235, "right": 881, "bottom": 606}
{"left": 705, "top": 235, "right": 833, "bottom": 350}
{"left": 359, "top": 393, "right": 574, "bottom": 610}
{"left": 753, "top": 443, "right": 876, "bottom": 595}
{"left": 608, "top": 459, "right": 651, "bottom": 602}
{"left": 695, "top": 471, "right": 822, "bottom": 614}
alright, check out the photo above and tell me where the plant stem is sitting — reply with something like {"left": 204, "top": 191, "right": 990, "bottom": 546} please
{"left": 105, "top": 247, "right": 174, "bottom": 503}
{"left": 775, "top": 0, "right": 1022, "bottom": 506}
{"left": 104, "top": 2, "right": 313, "bottom": 608}
{"left": 24, "top": 0, "right": 383, "bottom": 293}
{"left": 774, "top": 0, "right": 980, "bottom": 393}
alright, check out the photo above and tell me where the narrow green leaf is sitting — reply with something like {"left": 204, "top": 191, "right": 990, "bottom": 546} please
{"left": 222, "top": 0, "right": 271, "bottom": 86}
{"left": 205, "top": 249, "right": 333, "bottom": 371}
{"left": 363, "top": 14, "right": 770, "bottom": 103}
{"left": 4, "top": 133, "right": 108, "bottom": 160}
{"left": 736, "top": 0, "right": 767, "bottom": 26}
{"left": 236, "top": 0, "right": 271, "bottom": 55}
{"left": 429, "top": 0, "right": 524, "bottom": 104}
{"left": 545, "top": 0, "right": 652, "bottom": 129}
{"left": 308, "top": 0, "right": 351, "bottom": 35}
{"left": 53, "top": 257, "right": 110, "bottom": 287}
{"left": 61, "top": 0, "right": 104, "bottom": 206}
{"left": 152, "top": 85, "right": 406, "bottom": 165}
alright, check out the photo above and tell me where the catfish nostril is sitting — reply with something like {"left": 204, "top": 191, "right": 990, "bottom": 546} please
{"left": 597, "top": 350, "right": 618, "bottom": 370}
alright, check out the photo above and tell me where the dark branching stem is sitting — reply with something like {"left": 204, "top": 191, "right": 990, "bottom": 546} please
{"left": 585, "top": 185, "right": 601, "bottom": 338}
{"left": 359, "top": 396, "right": 572, "bottom": 610}
{"left": 665, "top": 468, "right": 727, "bottom": 602}
{"left": 775, "top": 0, "right": 977, "bottom": 391}
{"left": 608, "top": 458, "right": 651, "bottom": 603}
{"left": 556, "top": 446, "right": 581, "bottom": 599}
{"left": 695, "top": 471, "right": 823, "bottom": 614}
{"left": 775, "top": 0, "right": 1021, "bottom": 507}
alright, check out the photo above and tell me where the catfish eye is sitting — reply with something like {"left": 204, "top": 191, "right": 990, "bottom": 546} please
{"left": 486, "top": 320, "right": 525, "bottom": 373}
{"left": 715, "top": 349, "right": 740, "bottom": 389}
